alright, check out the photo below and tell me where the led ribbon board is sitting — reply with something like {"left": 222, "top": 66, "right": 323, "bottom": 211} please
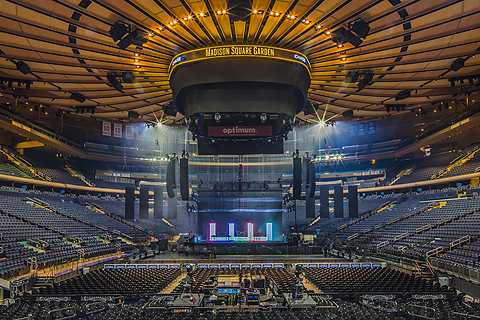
{"left": 169, "top": 45, "right": 311, "bottom": 76}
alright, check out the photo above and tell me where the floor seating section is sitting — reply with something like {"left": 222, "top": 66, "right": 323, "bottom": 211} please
{"left": 3, "top": 298, "right": 480, "bottom": 320}
{"left": 172, "top": 267, "right": 296, "bottom": 294}
{"left": 304, "top": 267, "right": 443, "bottom": 294}
{"left": 35, "top": 268, "right": 181, "bottom": 296}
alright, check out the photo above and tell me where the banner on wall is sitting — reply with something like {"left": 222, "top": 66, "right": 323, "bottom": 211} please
{"left": 113, "top": 124, "right": 122, "bottom": 138}
{"left": 125, "top": 125, "right": 134, "bottom": 139}
{"left": 137, "top": 128, "right": 145, "bottom": 140}
{"left": 367, "top": 121, "right": 376, "bottom": 135}
{"left": 348, "top": 124, "right": 356, "bottom": 137}
{"left": 358, "top": 122, "right": 366, "bottom": 136}
{"left": 102, "top": 122, "right": 111, "bottom": 136}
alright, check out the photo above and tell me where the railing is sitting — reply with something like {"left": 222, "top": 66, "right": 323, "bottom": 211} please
{"left": 426, "top": 246, "right": 444, "bottom": 257}
{"left": 414, "top": 260, "right": 422, "bottom": 276}
{"left": 450, "top": 235, "right": 471, "bottom": 249}
{"left": 452, "top": 312, "right": 480, "bottom": 319}
{"left": 430, "top": 257, "right": 480, "bottom": 284}
{"left": 416, "top": 224, "right": 432, "bottom": 234}
{"left": 438, "top": 216, "right": 455, "bottom": 225}
{"left": 405, "top": 304, "right": 437, "bottom": 320}
{"left": 346, "top": 233, "right": 359, "bottom": 241}
{"left": 47, "top": 306, "right": 77, "bottom": 320}
{"left": 426, "top": 259, "right": 435, "bottom": 277}
{"left": 376, "top": 240, "right": 389, "bottom": 249}
{"left": 393, "top": 232, "right": 409, "bottom": 242}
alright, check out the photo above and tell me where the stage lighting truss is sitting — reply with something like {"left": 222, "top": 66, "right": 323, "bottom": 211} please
{"left": 0, "top": 78, "right": 33, "bottom": 90}
{"left": 449, "top": 74, "right": 480, "bottom": 88}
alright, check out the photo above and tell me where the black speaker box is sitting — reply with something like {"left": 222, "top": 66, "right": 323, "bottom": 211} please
{"left": 180, "top": 158, "right": 189, "bottom": 201}
{"left": 125, "top": 186, "right": 135, "bottom": 220}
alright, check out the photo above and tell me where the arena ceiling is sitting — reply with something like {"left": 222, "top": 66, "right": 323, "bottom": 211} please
{"left": 0, "top": 0, "right": 479, "bottom": 125}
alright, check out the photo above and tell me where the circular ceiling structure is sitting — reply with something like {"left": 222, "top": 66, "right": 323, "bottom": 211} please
{"left": 0, "top": 0, "right": 479, "bottom": 125}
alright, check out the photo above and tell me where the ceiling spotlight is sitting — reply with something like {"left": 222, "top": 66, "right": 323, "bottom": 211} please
{"left": 316, "top": 25, "right": 322, "bottom": 30}
{"left": 183, "top": 17, "right": 188, "bottom": 21}
{"left": 270, "top": 12, "right": 274, "bottom": 15}
{"left": 199, "top": 12, "right": 204, "bottom": 17}
{"left": 134, "top": 52, "right": 139, "bottom": 56}
{"left": 148, "top": 31, "right": 154, "bottom": 37}
{"left": 158, "top": 26, "right": 163, "bottom": 31}
{"left": 341, "top": 57, "right": 346, "bottom": 61}
{"left": 222, "top": 10, "right": 226, "bottom": 14}
{"left": 217, "top": 10, "right": 221, "bottom": 14}
{"left": 136, "top": 65, "right": 141, "bottom": 68}
{"left": 302, "top": 19, "right": 310, "bottom": 24}
{"left": 325, "top": 30, "right": 331, "bottom": 35}
{"left": 134, "top": 59, "right": 139, "bottom": 62}
{"left": 275, "top": 12, "right": 280, "bottom": 16}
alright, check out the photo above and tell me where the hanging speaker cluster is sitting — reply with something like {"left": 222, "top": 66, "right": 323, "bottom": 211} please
{"left": 180, "top": 156, "right": 189, "bottom": 201}
{"left": 293, "top": 156, "right": 302, "bottom": 200}
{"left": 166, "top": 156, "right": 176, "bottom": 198}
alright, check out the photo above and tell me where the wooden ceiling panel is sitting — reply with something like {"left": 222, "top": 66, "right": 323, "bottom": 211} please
{"left": 0, "top": 0, "right": 478, "bottom": 121}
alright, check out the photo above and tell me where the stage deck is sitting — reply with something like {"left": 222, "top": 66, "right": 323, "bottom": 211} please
{"left": 141, "top": 253, "right": 345, "bottom": 265}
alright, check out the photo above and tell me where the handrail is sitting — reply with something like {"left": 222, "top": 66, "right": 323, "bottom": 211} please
{"left": 393, "top": 232, "right": 410, "bottom": 242}
{"left": 427, "top": 246, "right": 444, "bottom": 257}
{"left": 452, "top": 311, "right": 480, "bottom": 319}
{"left": 416, "top": 224, "right": 432, "bottom": 234}
{"left": 346, "top": 233, "right": 360, "bottom": 241}
{"left": 406, "top": 304, "right": 437, "bottom": 320}
{"left": 47, "top": 306, "right": 77, "bottom": 320}
{"left": 425, "top": 259, "right": 435, "bottom": 277}
{"left": 377, "top": 240, "right": 389, "bottom": 248}
{"left": 450, "top": 235, "right": 470, "bottom": 249}
{"left": 438, "top": 216, "right": 455, "bottom": 225}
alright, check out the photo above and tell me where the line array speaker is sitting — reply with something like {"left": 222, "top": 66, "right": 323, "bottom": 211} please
{"left": 306, "top": 197, "right": 315, "bottom": 219}
{"left": 334, "top": 185, "right": 344, "bottom": 218}
{"left": 180, "top": 158, "right": 189, "bottom": 201}
{"left": 319, "top": 186, "right": 329, "bottom": 218}
{"left": 154, "top": 187, "right": 163, "bottom": 219}
{"left": 168, "top": 197, "right": 177, "bottom": 219}
{"left": 125, "top": 186, "right": 135, "bottom": 220}
{"left": 166, "top": 158, "right": 176, "bottom": 198}
{"left": 139, "top": 186, "right": 149, "bottom": 219}
{"left": 348, "top": 185, "right": 358, "bottom": 218}
{"left": 308, "top": 161, "right": 316, "bottom": 198}
{"left": 293, "top": 157, "right": 302, "bottom": 199}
